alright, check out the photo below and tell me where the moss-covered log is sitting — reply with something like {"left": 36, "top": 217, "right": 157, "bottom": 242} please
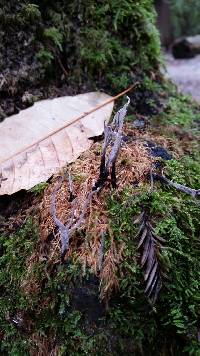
{"left": 0, "top": 0, "right": 160, "bottom": 120}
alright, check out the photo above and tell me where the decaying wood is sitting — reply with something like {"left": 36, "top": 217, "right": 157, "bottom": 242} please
{"left": 172, "top": 35, "right": 200, "bottom": 59}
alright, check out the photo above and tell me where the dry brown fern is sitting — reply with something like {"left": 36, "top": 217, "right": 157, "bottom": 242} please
{"left": 135, "top": 211, "right": 165, "bottom": 304}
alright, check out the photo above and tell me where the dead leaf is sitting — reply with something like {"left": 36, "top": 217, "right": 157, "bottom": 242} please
{"left": 0, "top": 92, "right": 114, "bottom": 195}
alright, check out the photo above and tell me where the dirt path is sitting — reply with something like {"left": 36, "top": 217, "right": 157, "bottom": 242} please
{"left": 165, "top": 53, "right": 200, "bottom": 102}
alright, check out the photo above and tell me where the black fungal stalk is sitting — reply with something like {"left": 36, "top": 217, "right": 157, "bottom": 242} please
{"left": 93, "top": 97, "right": 130, "bottom": 190}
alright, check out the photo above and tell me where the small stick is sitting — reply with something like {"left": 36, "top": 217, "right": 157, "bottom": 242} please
{"left": 51, "top": 179, "right": 100, "bottom": 261}
{"left": 153, "top": 173, "right": 200, "bottom": 198}
{"left": 149, "top": 167, "right": 154, "bottom": 193}
{"left": 94, "top": 97, "right": 130, "bottom": 190}
{"left": 98, "top": 231, "right": 106, "bottom": 272}
{"left": 68, "top": 172, "right": 75, "bottom": 202}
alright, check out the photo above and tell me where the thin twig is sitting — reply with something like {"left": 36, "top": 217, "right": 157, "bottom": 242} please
{"left": 98, "top": 231, "right": 106, "bottom": 272}
{"left": 94, "top": 97, "right": 130, "bottom": 190}
{"left": 51, "top": 178, "right": 100, "bottom": 261}
{"left": 153, "top": 173, "right": 200, "bottom": 198}
{"left": 57, "top": 55, "right": 68, "bottom": 78}
{"left": 67, "top": 172, "right": 75, "bottom": 202}
{"left": 149, "top": 167, "right": 154, "bottom": 193}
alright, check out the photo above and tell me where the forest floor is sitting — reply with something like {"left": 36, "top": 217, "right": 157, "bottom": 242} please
{"left": 1, "top": 76, "right": 200, "bottom": 354}
{"left": 165, "top": 52, "right": 200, "bottom": 102}
{"left": 1, "top": 47, "right": 200, "bottom": 354}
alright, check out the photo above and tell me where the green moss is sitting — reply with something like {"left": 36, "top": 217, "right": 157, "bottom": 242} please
{"left": 0, "top": 0, "right": 160, "bottom": 94}
{"left": 43, "top": 27, "right": 63, "bottom": 51}
{"left": 159, "top": 88, "right": 200, "bottom": 128}
{"left": 166, "top": 156, "right": 200, "bottom": 188}
{"left": 105, "top": 178, "right": 200, "bottom": 354}
{"left": 170, "top": 0, "right": 200, "bottom": 38}
{"left": 0, "top": 219, "right": 39, "bottom": 354}
{"left": 0, "top": 217, "right": 108, "bottom": 354}
{"left": 29, "top": 182, "right": 48, "bottom": 195}
{"left": 99, "top": 111, "right": 200, "bottom": 354}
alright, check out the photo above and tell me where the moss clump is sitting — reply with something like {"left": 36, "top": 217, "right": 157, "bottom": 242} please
{"left": 160, "top": 92, "right": 200, "bottom": 128}
{"left": 29, "top": 182, "right": 49, "bottom": 195}
{"left": 0, "top": 0, "right": 160, "bottom": 120}
{"left": 105, "top": 150, "right": 200, "bottom": 354}
{"left": 0, "top": 219, "right": 39, "bottom": 354}
{"left": 170, "top": 0, "right": 200, "bottom": 38}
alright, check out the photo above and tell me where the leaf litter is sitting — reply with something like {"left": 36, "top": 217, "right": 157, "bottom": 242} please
{"left": 37, "top": 99, "right": 152, "bottom": 301}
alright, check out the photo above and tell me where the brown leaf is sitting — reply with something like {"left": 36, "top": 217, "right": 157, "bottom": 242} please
{"left": 0, "top": 92, "right": 114, "bottom": 195}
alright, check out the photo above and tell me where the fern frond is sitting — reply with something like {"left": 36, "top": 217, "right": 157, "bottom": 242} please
{"left": 135, "top": 211, "right": 166, "bottom": 304}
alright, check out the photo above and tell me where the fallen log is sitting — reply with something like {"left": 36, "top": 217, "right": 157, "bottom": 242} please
{"left": 172, "top": 35, "right": 200, "bottom": 59}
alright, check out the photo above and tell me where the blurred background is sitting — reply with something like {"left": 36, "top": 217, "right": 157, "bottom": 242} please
{"left": 155, "top": 0, "right": 200, "bottom": 101}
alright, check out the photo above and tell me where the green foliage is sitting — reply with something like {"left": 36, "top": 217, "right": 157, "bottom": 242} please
{"left": 0, "top": 0, "right": 161, "bottom": 93}
{"left": 29, "top": 182, "right": 48, "bottom": 195}
{"left": 20, "top": 3, "right": 41, "bottom": 22}
{"left": 105, "top": 167, "right": 200, "bottom": 353}
{"left": 159, "top": 89, "right": 200, "bottom": 128}
{"left": 36, "top": 47, "right": 54, "bottom": 67}
{"left": 44, "top": 27, "right": 63, "bottom": 51}
{"left": 169, "top": 0, "right": 200, "bottom": 37}
{"left": 0, "top": 219, "right": 38, "bottom": 354}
